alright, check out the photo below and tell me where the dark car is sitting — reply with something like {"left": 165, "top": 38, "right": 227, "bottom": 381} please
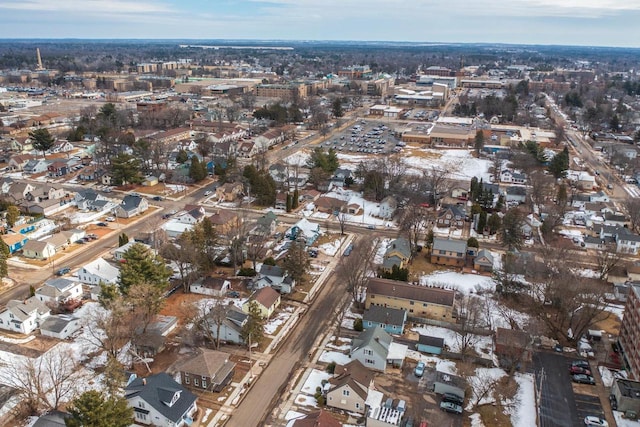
{"left": 442, "top": 393, "right": 464, "bottom": 405}
{"left": 343, "top": 244, "right": 354, "bottom": 257}
{"left": 572, "top": 374, "right": 596, "bottom": 385}
{"left": 96, "top": 222, "right": 108, "bottom": 227}
{"left": 226, "top": 291, "right": 240, "bottom": 298}
{"left": 152, "top": 196, "right": 163, "bottom": 201}
{"left": 570, "top": 366, "right": 592, "bottom": 376}
{"left": 440, "top": 401, "right": 463, "bottom": 415}
{"left": 56, "top": 267, "right": 71, "bottom": 276}
{"left": 572, "top": 360, "right": 590, "bottom": 369}
{"left": 609, "top": 394, "right": 618, "bottom": 410}
{"left": 75, "top": 239, "right": 86, "bottom": 244}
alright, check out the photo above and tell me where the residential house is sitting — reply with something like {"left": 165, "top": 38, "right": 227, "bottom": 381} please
{"left": 504, "top": 186, "right": 527, "bottom": 204}
{"left": 433, "top": 370, "right": 466, "bottom": 398}
{"left": 286, "top": 218, "right": 321, "bottom": 246}
{"left": 287, "top": 410, "right": 342, "bottom": 427}
{"left": 208, "top": 210, "right": 240, "bottom": 234}
{"left": 35, "top": 278, "right": 83, "bottom": 305}
{"left": 500, "top": 170, "right": 526, "bottom": 184}
{"left": 331, "top": 168, "right": 353, "bottom": 188}
{"left": 31, "top": 411, "right": 70, "bottom": 427}
{"left": 254, "top": 211, "right": 278, "bottom": 235}
{"left": 1, "top": 233, "right": 28, "bottom": 254}
{"left": 326, "top": 360, "right": 375, "bottom": 415}
{"left": 77, "top": 257, "right": 120, "bottom": 285}
{"left": 176, "top": 349, "right": 236, "bottom": 392}
{"left": 365, "top": 277, "right": 456, "bottom": 321}
{"left": 616, "top": 228, "right": 640, "bottom": 255}
{"left": 251, "top": 264, "right": 296, "bottom": 294}
{"left": 381, "top": 238, "right": 411, "bottom": 272}
{"left": 451, "top": 186, "right": 469, "bottom": 200}
{"left": 417, "top": 335, "right": 445, "bottom": 355}
{"left": 125, "top": 373, "right": 198, "bottom": 427}
{"left": 132, "top": 316, "right": 178, "bottom": 358}
{"left": 238, "top": 141, "right": 256, "bottom": 158}
{"left": 47, "top": 161, "right": 69, "bottom": 177}
{"left": 242, "top": 287, "right": 281, "bottom": 319}
{"left": 379, "top": 196, "right": 398, "bottom": 220}
{"left": 176, "top": 207, "right": 206, "bottom": 225}
{"left": 0, "top": 297, "right": 50, "bottom": 334}
{"left": 45, "top": 233, "right": 72, "bottom": 252}
{"left": 315, "top": 196, "right": 348, "bottom": 215}
{"left": 436, "top": 205, "right": 466, "bottom": 229}
{"left": 40, "top": 314, "right": 81, "bottom": 340}
{"left": 604, "top": 212, "right": 628, "bottom": 227}
{"left": 431, "top": 237, "right": 467, "bottom": 267}
{"left": 590, "top": 191, "right": 610, "bottom": 203}
{"left": 209, "top": 305, "right": 248, "bottom": 345}
{"left": 22, "top": 239, "right": 56, "bottom": 260}
{"left": 350, "top": 327, "right": 402, "bottom": 373}
{"left": 215, "top": 182, "right": 244, "bottom": 202}
{"left": 23, "top": 158, "right": 49, "bottom": 174}
{"left": 473, "top": 249, "right": 494, "bottom": 273}
{"left": 74, "top": 189, "right": 108, "bottom": 210}
{"left": 363, "top": 306, "right": 407, "bottom": 334}
{"left": 8, "top": 154, "right": 35, "bottom": 171}
{"left": 51, "top": 140, "right": 74, "bottom": 153}
{"left": 114, "top": 241, "right": 151, "bottom": 261}
{"left": 115, "top": 195, "right": 149, "bottom": 218}
{"left": 190, "top": 277, "right": 231, "bottom": 297}
{"left": 494, "top": 327, "right": 532, "bottom": 369}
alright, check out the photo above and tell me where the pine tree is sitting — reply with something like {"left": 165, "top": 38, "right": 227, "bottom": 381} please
{"left": 118, "top": 233, "right": 129, "bottom": 247}
{"left": 240, "top": 301, "right": 265, "bottom": 348}
{"left": 65, "top": 390, "right": 132, "bottom": 427}
{"left": 118, "top": 243, "right": 172, "bottom": 295}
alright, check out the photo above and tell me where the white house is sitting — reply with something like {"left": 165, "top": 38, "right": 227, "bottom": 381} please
{"left": 209, "top": 306, "right": 248, "bottom": 345}
{"left": 0, "top": 297, "right": 50, "bottom": 334}
{"left": 40, "top": 314, "right": 81, "bottom": 339}
{"left": 22, "top": 240, "right": 56, "bottom": 260}
{"left": 35, "top": 278, "right": 83, "bottom": 305}
{"left": 379, "top": 196, "right": 397, "bottom": 219}
{"left": 78, "top": 258, "right": 120, "bottom": 285}
{"left": 500, "top": 169, "right": 527, "bottom": 185}
{"left": 125, "top": 373, "right": 198, "bottom": 427}
{"left": 616, "top": 228, "right": 640, "bottom": 255}
{"left": 190, "top": 277, "right": 231, "bottom": 297}
{"left": 176, "top": 207, "right": 206, "bottom": 225}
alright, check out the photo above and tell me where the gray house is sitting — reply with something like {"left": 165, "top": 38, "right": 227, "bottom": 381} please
{"left": 351, "top": 327, "right": 392, "bottom": 372}
{"left": 209, "top": 306, "right": 248, "bottom": 345}
{"left": 504, "top": 186, "right": 527, "bottom": 204}
{"left": 363, "top": 306, "right": 407, "bottom": 335}
{"left": 251, "top": 264, "right": 296, "bottom": 294}
{"left": 115, "top": 195, "right": 149, "bottom": 218}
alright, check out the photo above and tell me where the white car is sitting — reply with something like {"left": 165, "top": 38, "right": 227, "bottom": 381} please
{"left": 584, "top": 416, "right": 608, "bottom": 426}
{"left": 105, "top": 216, "right": 116, "bottom": 222}
{"left": 204, "top": 191, "right": 212, "bottom": 196}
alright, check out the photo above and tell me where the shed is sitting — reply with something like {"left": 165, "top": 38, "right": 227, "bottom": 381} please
{"left": 433, "top": 370, "right": 466, "bottom": 398}
{"left": 417, "top": 334, "right": 445, "bottom": 355}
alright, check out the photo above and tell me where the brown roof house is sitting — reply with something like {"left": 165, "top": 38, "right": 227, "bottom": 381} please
{"left": 288, "top": 410, "right": 342, "bottom": 427}
{"left": 215, "top": 182, "right": 244, "bottom": 203}
{"left": 242, "top": 286, "right": 281, "bottom": 319}
{"left": 494, "top": 327, "right": 532, "bottom": 371}
{"left": 326, "top": 360, "right": 375, "bottom": 415}
{"left": 365, "top": 278, "right": 456, "bottom": 321}
{"left": 176, "top": 349, "right": 236, "bottom": 392}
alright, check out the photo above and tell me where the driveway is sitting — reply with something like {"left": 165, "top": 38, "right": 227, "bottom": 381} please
{"left": 534, "top": 351, "right": 604, "bottom": 427}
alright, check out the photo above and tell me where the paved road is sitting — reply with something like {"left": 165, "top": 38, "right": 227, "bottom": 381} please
{"left": 225, "top": 238, "right": 357, "bottom": 427}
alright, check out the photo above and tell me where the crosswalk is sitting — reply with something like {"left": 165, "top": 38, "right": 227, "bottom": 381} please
{"left": 624, "top": 184, "right": 640, "bottom": 198}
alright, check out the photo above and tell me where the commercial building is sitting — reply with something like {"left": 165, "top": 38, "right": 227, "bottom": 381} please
{"left": 619, "top": 284, "right": 640, "bottom": 379}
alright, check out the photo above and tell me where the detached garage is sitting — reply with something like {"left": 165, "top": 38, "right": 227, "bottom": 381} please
{"left": 40, "top": 314, "right": 81, "bottom": 340}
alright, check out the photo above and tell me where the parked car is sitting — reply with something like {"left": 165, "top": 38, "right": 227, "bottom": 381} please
{"left": 609, "top": 394, "right": 618, "bottom": 410}
{"left": 442, "top": 393, "right": 464, "bottom": 405}
{"left": 56, "top": 267, "right": 71, "bottom": 276}
{"left": 105, "top": 216, "right": 116, "bottom": 222}
{"left": 96, "top": 222, "right": 108, "bottom": 227}
{"left": 204, "top": 191, "right": 212, "bottom": 196}
{"left": 440, "top": 401, "right": 463, "bottom": 415}
{"left": 584, "top": 416, "right": 608, "bottom": 426}
{"left": 75, "top": 239, "right": 86, "bottom": 244}
{"left": 572, "top": 374, "right": 596, "bottom": 385}
{"left": 343, "top": 244, "right": 354, "bottom": 257}
{"left": 572, "top": 360, "right": 590, "bottom": 369}
{"left": 570, "top": 366, "right": 592, "bottom": 376}
{"left": 366, "top": 224, "right": 376, "bottom": 230}
{"left": 152, "top": 196, "right": 163, "bottom": 201}
{"left": 226, "top": 291, "right": 240, "bottom": 298}
{"left": 414, "top": 361, "right": 425, "bottom": 377}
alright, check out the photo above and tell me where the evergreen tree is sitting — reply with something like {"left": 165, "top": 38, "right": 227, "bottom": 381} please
{"left": 474, "top": 130, "right": 484, "bottom": 154}
{"left": 501, "top": 209, "right": 524, "bottom": 250}
{"left": 286, "top": 193, "right": 292, "bottom": 212}
{"left": 111, "top": 153, "right": 142, "bottom": 185}
{"left": 476, "top": 211, "right": 487, "bottom": 232}
{"left": 488, "top": 213, "right": 502, "bottom": 235}
{"left": 0, "top": 241, "right": 9, "bottom": 279}
{"left": 189, "top": 157, "right": 207, "bottom": 182}
{"left": 5, "top": 205, "right": 19, "bottom": 228}
{"left": 331, "top": 98, "right": 344, "bottom": 118}
{"left": 176, "top": 149, "right": 189, "bottom": 164}
{"left": 118, "top": 243, "right": 172, "bottom": 295}
{"left": 29, "top": 128, "right": 55, "bottom": 159}
{"left": 240, "top": 301, "right": 265, "bottom": 348}
{"left": 65, "top": 390, "right": 132, "bottom": 427}
{"left": 292, "top": 189, "right": 299, "bottom": 209}
{"left": 548, "top": 146, "right": 569, "bottom": 178}
{"left": 118, "top": 233, "right": 129, "bottom": 247}
{"left": 282, "top": 240, "right": 310, "bottom": 285}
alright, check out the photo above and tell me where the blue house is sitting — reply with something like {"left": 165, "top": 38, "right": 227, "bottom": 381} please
{"left": 2, "top": 233, "right": 29, "bottom": 254}
{"left": 363, "top": 305, "right": 407, "bottom": 334}
{"left": 417, "top": 334, "right": 445, "bottom": 355}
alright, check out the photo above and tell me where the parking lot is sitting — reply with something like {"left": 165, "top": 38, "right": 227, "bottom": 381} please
{"left": 534, "top": 352, "right": 605, "bottom": 427}
{"left": 320, "top": 120, "right": 405, "bottom": 155}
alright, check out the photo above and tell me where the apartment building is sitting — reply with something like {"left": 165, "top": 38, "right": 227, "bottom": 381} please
{"left": 619, "top": 284, "right": 640, "bottom": 380}
{"left": 256, "top": 83, "right": 306, "bottom": 101}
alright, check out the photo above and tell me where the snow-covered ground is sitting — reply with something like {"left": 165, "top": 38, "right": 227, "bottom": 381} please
{"left": 411, "top": 325, "right": 493, "bottom": 358}
{"left": 467, "top": 367, "right": 507, "bottom": 407}
{"left": 300, "top": 369, "right": 331, "bottom": 395}
{"left": 614, "top": 411, "right": 640, "bottom": 427}
{"left": 511, "top": 373, "right": 536, "bottom": 427}
{"left": 264, "top": 306, "right": 295, "bottom": 335}
{"left": 294, "top": 394, "right": 318, "bottom": 408}
{"left": 419, "top": 270, "right": 496, "bottom": 294}
{"left": 318, "top": 237, "right": 345, "bottom": 257}
{"left": 318, "top": 350, "right": 351, "bottom": 365}
{"left": 326, "top": 337, "right": 352, "bottom": 351}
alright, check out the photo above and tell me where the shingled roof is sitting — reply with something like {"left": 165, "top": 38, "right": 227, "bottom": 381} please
{"left": 367, "top": 277, "right": 455, "bottom": 307}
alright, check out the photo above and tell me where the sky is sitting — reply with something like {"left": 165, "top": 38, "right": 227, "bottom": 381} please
{"left": 1, "top": 0, "right": 640, "bottom": 48}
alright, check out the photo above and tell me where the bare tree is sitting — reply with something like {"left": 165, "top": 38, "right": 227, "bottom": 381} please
{"left": 336, "top": 206, "right": 349, "bottom": 236}
{"left": 489, "top": 156, "right": 503, "bottom": 183}
{"left": 1, "top": 346, "right": 85, "bottom": 412}
{"left": 81, "top": 299, "right": 135, "bottom": 359}
{"left": 421, "top": 160, "right": 462, "bottom": 207}
{"left": 336, "top": 236, "right": 377, "bottom": 307}
{"left": 455, "top": 295, "right": 487, "bottom": 358}
{"left": 459, "top": 362, "right": 505, "bottom": 409}
{"left": 160, "top": 240, "right": 198, "bottom": 292}
{"left": 528, "top": 170, "right": 554, "bottom": 209}
{"left": 127, "top": 282, "right": 165, "bottom": 333}
{"left": 594, "top": 246, "right": 622, "bottom": 281}
{"left": 624, "top": 198, "right": 640, "bottom": 233}
{"left": 398, "top": 204, "right": 433, "bottom": 254}
{"left": 246, "top": 227, "right": 270, "bottom": 271}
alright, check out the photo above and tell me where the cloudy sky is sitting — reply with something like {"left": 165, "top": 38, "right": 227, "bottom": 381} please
{"left": 1, "top": 0, "right": 639, "bottom": 47}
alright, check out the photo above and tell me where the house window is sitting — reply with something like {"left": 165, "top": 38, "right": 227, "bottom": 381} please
{"left": 136, "top": 413, "right": 147, "bottom": 421}
{"left": 381, "top": 324, "right": 386, "bottom": 328}
{"left": 194, "top": 378, "right": 199, "bottom": 386}
{"left": 139, "top": 402, "right": 145, "bottom": 409}
{"left": 343, "top": 389, "right": 350, "bottom": 396}
{"left": 364, "top": 349, "right": 373, "bottom": 356}
{"left": 439, "top": 250, "right": 446, "bottom": 255}
{"left": 356, "top": 403, "right": 361, "bottom": 409}
{"left": 410, "top": 301, "right": 414, "bottom": 305}
{"left": 202, "top": 380, "right": 207, "bottom": 388}
{"left": 365, "top": 359, "right": 375, "bottom": 365}
{"left": 184, "top": 376, "right": 190, "bottom": 384}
